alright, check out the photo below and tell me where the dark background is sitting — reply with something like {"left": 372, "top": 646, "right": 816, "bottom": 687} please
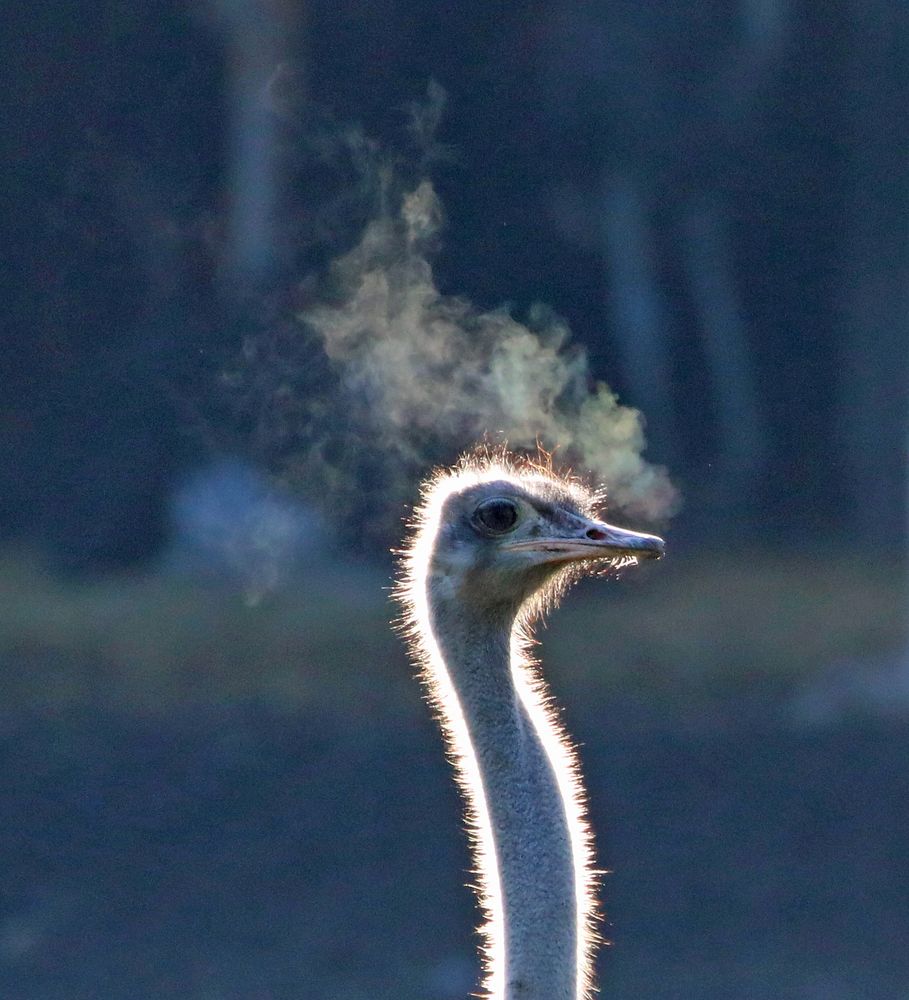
{"left": 1, "top": 2, "right": 907, "bottom": 998}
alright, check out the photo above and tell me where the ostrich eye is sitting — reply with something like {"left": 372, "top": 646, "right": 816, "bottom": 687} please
{"left": 473, "top": 498, "right": 520, "bottom": 534}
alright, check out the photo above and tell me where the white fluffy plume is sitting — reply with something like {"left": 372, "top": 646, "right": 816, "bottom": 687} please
{"left": 303, "top": 179, "right": 676, "bottom": 520}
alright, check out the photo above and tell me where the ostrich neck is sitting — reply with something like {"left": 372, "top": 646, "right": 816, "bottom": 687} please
{"left": 428, "top": 594, "right": 580, "bottom": 1000}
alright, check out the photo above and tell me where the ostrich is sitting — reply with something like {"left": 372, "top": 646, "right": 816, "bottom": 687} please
{"left": 396, "top": 453, "right": 664, "bottom": 1000}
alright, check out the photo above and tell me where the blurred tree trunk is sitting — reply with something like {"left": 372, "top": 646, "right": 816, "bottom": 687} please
{"left": 601, "top": 174, "right": 677, "bottom": 466}
{"left": 679, "top": 194, "right": 766, "bottom": 505}
{"left": 210, "top": 0, "right": 304, "bottom": 288}
{"left": 836, "top": 0, "right": 909, "bottom": 550}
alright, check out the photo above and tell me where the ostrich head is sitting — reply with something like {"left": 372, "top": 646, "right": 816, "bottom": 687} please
{"left": 404, "top": 456, "right": 665, "bottom": 621}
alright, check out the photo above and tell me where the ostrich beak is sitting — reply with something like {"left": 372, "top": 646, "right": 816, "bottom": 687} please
{"left": 504, "top": 517, "right": 665, "bottom": 565}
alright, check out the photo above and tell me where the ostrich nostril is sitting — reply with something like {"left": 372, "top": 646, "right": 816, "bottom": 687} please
{"left": 586, "top": 527, "right": 607, "bottom": 540}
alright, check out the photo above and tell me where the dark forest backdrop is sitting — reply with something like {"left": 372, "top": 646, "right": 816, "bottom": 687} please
{"left": 3, "top": 0, "right": 907, "bottom": 566}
